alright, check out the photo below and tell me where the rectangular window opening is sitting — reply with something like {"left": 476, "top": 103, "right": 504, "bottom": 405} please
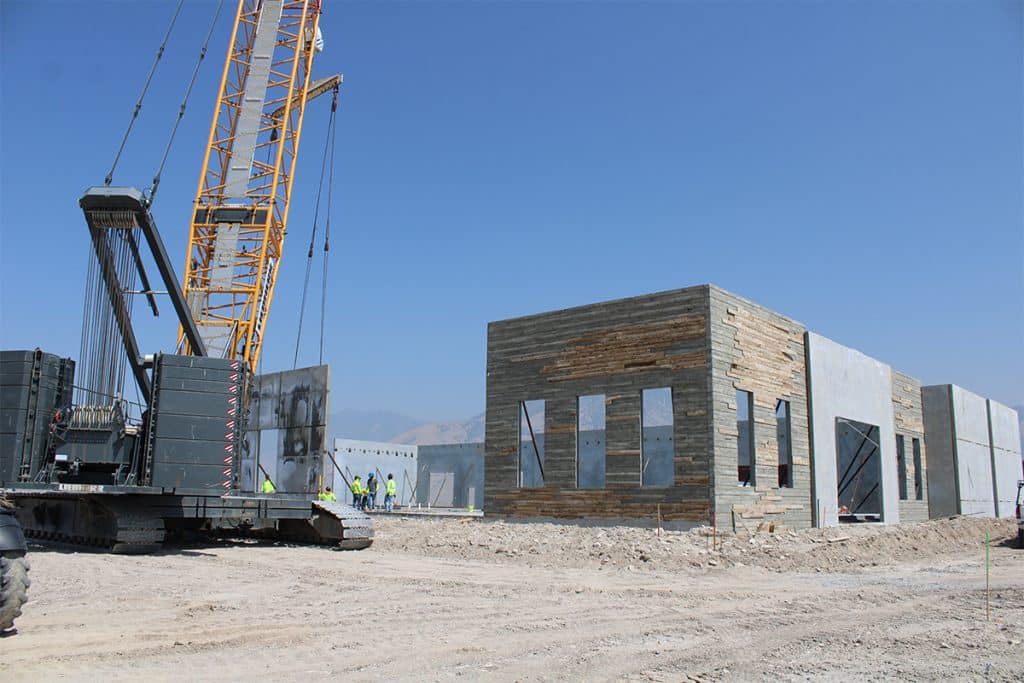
{"left": 577, "top": 394, "right": 606, "bottom": 488}
{"left": 896, "top": 435, "right": 907, "bottom": 500}
{"left": 641, "top": 387, "right": 674, "bottom": 487}
{"left": 912, "top": 437, "right": 923, "bottom": 501}
{"left": 776, "top": 400, "right": 792, "bottom": 488}
{"left": 518, "top": 400, "right": 545, "bottom": 488}
{"left": 737, "top": 389, "right": 755, "bottom": 487}
{"left": 836, "top": 418, "right": 882, "bottom": 522}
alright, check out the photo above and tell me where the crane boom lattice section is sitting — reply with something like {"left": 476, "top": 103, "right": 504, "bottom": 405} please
{"left": 181, "top": 0, "right": 321, "bottom": 367}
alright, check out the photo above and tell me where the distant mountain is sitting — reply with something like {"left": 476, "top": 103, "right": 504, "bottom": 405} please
{"left": 329, "top": 408, "right": 425, "bottom": 443}
{"left": 328, "top": 408, "right": 485, "bottom": 446}
{"left": 390, "top": 412, "right": 485, "bottom": 445}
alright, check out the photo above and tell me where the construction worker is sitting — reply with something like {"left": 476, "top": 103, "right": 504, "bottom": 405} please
{"left": 262, "top": 477, "right": 275, "bottom": 494}
{"left": 366, "top": 473, "right": 379, "bottom": 510}
{"left": 318, "top": 486, "right": 337, "bottom": 502}
{"left": 361, "top": 473, "right": 372, "bottom": 510}
{"left": 384, "top": 473, "right": 397, "bottom": 512}
{"left": 350, "top": 475, "right": 362, "bottom": 507}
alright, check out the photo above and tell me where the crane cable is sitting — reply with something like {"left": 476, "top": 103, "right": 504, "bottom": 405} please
{"left": 293, "top": 85, "right": 340, "bottom": 369}
{"left": 319, "top": 98, "right": 338, "bottom": 366}
{"left": 147, "top": 0, "right": 226, "bottom": 205}
{"left": 104, "top": 0, "right": 185, "bottom": 186}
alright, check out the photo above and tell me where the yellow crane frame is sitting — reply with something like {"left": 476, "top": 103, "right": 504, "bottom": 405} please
{"left": 180, "top": 0, "right": 322, "bottom": 368}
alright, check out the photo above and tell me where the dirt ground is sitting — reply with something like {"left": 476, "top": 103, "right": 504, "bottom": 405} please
{"left": 3, "top": 515, "right": 1022, "bottom": 682}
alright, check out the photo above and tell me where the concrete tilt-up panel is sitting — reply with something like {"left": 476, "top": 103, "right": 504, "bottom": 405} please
{"left": 987, "top": 399, "right": 1023, "bottom": 518}
{"left": 950, "top": 386, "right": 996, "bottom": 517}
{"left": 922, "top": 384, "right": 999, "bottom": 518}
{"left": 921, "top": 385, "right": 958, "bottom": 518}
{"left": 806, "top": 332, "right": 898, "bottom": 527}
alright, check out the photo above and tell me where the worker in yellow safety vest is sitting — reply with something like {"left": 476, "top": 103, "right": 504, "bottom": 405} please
{"left": 349, "top": 476, "right": 362, "bottom": 507}
{"left": 262, "top": 477, "right": 275, "bottom": 494}
{"left": 384, "top": 473, "right": 397, "bottom": 512}
{"left": 318, "top": 486, "right": 337, "bottom": 502}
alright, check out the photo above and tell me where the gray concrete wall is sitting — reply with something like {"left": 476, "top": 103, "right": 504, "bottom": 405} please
{"left": 987, "top": 400, "right": 1023, "bottom": 518}
{"left": 950, "top": 386, "right": 995, "bottom": 517}
{"left": 922, "top": 385, "right": 1000, "bottom": 518}
{"left": 806, "top": 333, "right": 898, "bottom": 527}
{"left": 922, "top": 385, "right": 958, "bottom": 518}
{"left": 331, "top": 438, "right": 418, "bottom": 505}
{"left": 921, "top": 387, "right": 1024, "bottom": 519}
{"left": 416, "top": 442, "right": 485, "bottom": 509}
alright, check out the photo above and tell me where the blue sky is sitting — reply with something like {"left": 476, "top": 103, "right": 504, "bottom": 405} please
{"left": 1, "top": 0, "right": 1021, "bottom": 421}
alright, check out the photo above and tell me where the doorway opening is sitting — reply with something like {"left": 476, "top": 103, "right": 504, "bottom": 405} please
{"left": 835, "top": 417, "right": 882, "bottom": 523}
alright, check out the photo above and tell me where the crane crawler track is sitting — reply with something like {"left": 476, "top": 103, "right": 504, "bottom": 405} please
{"left": 265, "top": 501, "right": 373, "bottom": 550}
{"left": 12, "top": 494, "right": 373, "bottom": 553}
{"left": 14, "top": 495, "right": 165, "bottom": 554}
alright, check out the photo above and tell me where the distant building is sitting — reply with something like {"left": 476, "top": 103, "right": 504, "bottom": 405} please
{"left": 416, "top": 443, "right": 484, "bottom": 509}
{"left": 331, "top": 438, "right": 418, "bottom": 505}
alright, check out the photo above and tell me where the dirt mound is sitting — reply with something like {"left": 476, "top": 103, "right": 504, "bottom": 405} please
{"left": 375, "top": 514, "right": 1016, "bottom": 574}
{"left": 5, "top": 514, "right": 1022, "bottom": 681}
{"left": 715, "top": 515, "right": 1016, "bottom": 572}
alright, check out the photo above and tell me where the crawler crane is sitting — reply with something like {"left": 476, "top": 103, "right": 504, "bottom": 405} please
{"left": 0, "top": 0, "right": 371, "bottom": 552}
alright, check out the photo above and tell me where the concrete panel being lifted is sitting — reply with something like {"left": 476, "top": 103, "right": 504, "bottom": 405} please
{"left": 988, "top": 400, "right": 1023, "bottom": 518}
{"left": 806, "top": 332, "right": 898, "bottom": 527}
{"left": 243, "top": 365, "right": 330, "bottom": 493}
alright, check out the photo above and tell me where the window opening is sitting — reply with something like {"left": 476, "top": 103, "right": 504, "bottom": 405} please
{"left": 518, "top": 400, "right": 545, "bottom": 488}
{"left": 896, "top": 435, "right": 907, "bottom": 500}
{"left": 577, "top": 394, "right": 606, "bottom": 488}
{"left": 737, "top": 389, "right": 754, "bottom": 486}
{"left": 912, "top": 437, "right": 923, "bottom": 500}
{"left": 641, "top": 388, "right": 674, "bottom": 486}
{"left": 776, "top": 400, "right": 792, "bottom": 488}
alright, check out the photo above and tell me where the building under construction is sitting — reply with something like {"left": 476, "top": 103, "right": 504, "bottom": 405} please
{"left": 484, "top": 284, "right": 1022, "bottom": 529}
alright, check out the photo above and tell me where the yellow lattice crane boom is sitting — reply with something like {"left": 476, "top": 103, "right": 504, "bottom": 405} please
{"left": 179, "top": 0, "right": 326, "bottom": 368}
